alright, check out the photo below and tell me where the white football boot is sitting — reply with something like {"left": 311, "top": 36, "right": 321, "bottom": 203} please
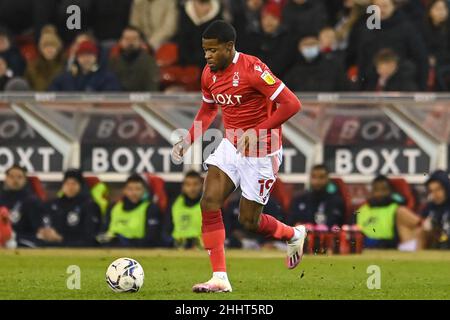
{"left": 286, "top": 225, "right": 307, "bottom": 269}
{"left": 192, "top": 275, "right": 233, "bottom": 293}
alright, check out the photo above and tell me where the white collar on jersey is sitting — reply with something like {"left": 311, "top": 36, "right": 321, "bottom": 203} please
{"left": 232, "top": 51, "right": 240, "bottom": 64}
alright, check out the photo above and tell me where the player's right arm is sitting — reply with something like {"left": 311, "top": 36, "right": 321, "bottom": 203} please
{"left": 172, "top": 69, "right": 218, "bottom": 162}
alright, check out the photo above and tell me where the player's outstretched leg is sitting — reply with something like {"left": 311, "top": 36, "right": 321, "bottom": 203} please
{"left": 239, "top": 198, "right": 307, "bottom": 269}
{"left": 192, "top": 166, "right": 235, "bottom": 293}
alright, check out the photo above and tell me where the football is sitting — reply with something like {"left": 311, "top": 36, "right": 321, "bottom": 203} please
{"left": 106, "top": 257, "right": 144, "bottom": 293}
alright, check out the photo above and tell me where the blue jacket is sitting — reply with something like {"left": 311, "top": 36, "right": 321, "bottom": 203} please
{"left": 49, "top": 67, "right": 121, "bottom": 92}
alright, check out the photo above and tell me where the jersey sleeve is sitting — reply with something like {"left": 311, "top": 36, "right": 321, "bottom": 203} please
{"left": 248, "top": 61, "right": 286, "bottom": 101}
{"left": 201, "top": 67, "right": 215, "bottom": 104}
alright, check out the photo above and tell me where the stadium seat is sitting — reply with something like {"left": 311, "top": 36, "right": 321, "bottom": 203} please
{"left": 330, "top": 177, "right": 353, "bottom": 224}
{"left": 155, "top": 42, "right": 179, "bottom": 67}
{"left": 27, "top": 176, "right": 47, "bottom": 201}
{"left": 160, "top": 65, "right": 201, "bottom": 91}
{"left": 84, "top": 175, "right": 101, "bottom": 189}
{"left": 143, "top": 173, "right": 169, "bottom": 214}
{"left": 389, "top": 178, "right": 416, "bottom": 211}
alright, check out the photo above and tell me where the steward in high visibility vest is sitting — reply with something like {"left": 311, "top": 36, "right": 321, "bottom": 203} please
{"left": 101, "top": 174, "right": 161, "bottom": 247}
{"left": 356, "top": 175, "right": 423, "bottom": 251}
{"left": 170, "top": 171, "right": 203, "bottom": 249}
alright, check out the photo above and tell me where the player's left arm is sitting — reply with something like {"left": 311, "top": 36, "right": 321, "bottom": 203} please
{"left": 251, "top": 64, "right": 302, "bottom": 130}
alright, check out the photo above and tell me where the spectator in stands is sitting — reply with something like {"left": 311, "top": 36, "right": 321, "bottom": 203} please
{"left": 422, "top": 170, "right": 450, "bottom": 249}
{"left": 66, "top": 33, "right": 109, "bottom": 72}
{"left": 49, "top": 39, "right": 121, "bottom": 92}
{"left": 356, "top": 175, "right": 424, "bottom": 251}
{"left": 421, "top": 0, "right": 450, "bottom": 91}
{"left": 0, "top": 27, "right": 25, "bottom": 76}
{"left": 100, "top": 174, "right": 162, "bottom": 247}
{"left": 42, "top": 169, "right": 101, "bottom": 247}
{"left": 336, "top": 0, "right": 370, "bottom": 69}
{"left": 281, "top": 0, "right": 328, "bottom": 40}
{"left": 283, "top": 35, "right": 349, "bottom": 91}
{"left": 232, "top": 0, "right": 266, "bottom": 50}
{"left": 357, "top": 0, "right": 429, "bottom": 90}
{"left": 0, "top": 165, "right": 46, "bottom": 247}
{"left": 319, "top": 27, "right": 346, "bottom": 65}
{"left": 130, "top": 0, "right": 179, "bottom": 50}
{"left": 288, "top": 164, "right": 345, "bottom": 228}
{"left": 0, "top": 55, "right": 12, "bottom": 91}
{"left": 240, "top": 2, "right": 296, "bottom": 78}
{"left": 109, "top": 26, "right": 159, "bottom": 91}
{"left": 24, "top": 25, "right": 65, "bottom": 91}
{"left": 176, "top": 0, "right": 223, "bottom": 68}
{"left": 170, "top": 170, "right": 203, "bottom": 249}
{"left": 364, "top": 48, "right": 417, "bottom": 91}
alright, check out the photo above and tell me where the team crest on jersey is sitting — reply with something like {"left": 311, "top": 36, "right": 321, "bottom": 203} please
{"left": 232, "top": 72, "right": 239, "bottom": 87}
{"left": 212, "top": 75, "right": 217, "bottom": 83}
{"left": 261, "top": 70, "right": 276, "bottom": 85}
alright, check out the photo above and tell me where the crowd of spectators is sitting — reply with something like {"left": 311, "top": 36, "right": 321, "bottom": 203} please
{"left": 1, "top": 0, "right": 450, "bottom": 92}
{"left": 1, "top": 163, "right": 449, "bottom": 251}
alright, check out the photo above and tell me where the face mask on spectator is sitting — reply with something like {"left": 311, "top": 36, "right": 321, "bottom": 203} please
{"left": 301, "top": 46, "right": 319, "bottom": 61}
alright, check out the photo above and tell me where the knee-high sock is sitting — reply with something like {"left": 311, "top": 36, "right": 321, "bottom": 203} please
{"left": 257, "top": 213, "right": 294, "bottom": 241}
{"left": 202, "top": 210, "right": 226, "bottom": 272}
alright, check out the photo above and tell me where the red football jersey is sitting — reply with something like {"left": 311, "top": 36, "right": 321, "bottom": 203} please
{"left": 201, "top": 51, "right": 286, "bottom": 155}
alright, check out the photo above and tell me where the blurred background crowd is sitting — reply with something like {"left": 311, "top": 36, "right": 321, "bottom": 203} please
{"left": 1, "top": 0, "right": 450, "bottom": 93}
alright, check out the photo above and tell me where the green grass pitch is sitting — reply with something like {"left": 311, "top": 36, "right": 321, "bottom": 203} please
{"left": 0, "top": 249, "right": 449, "bottom": 300}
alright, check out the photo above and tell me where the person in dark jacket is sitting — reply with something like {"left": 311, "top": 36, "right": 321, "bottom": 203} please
{"left": 421, "top": 0, "right": 450, "bottom": 91}
{"left": 364, "top": 48, "right": 417, "bottom": 91}
{"left": 0, "top": 165, "right": 45, "bottom": 247}
{"left": 422, "top": 170, "right": 450, "bottom": 249}
{"left": 99, "top": 174, "right": 162, "bottom": 247}
{"left": 240, "top": 2, "right": 296, "bottom": 78}
{"left": 0, "top": 27, "right": 26, "bottom": 76}
{"left": 109, "top": 26, "right": 159, "bottom": 91}
{"left": 283, "top": 35, "right": 349, "bottom": 91}
{"left": 357, "top": 0, "right": 428, "bottom": 90}
{"left": 175, "top": 0, "right": 223, "bottom": 68}
{"left": 49, "top": 39, "right": 121, "bottom": 92}
{"left": 42, "top": 169, "right": 101, "bottom": 247}
{"left": 281, "top": 0, "right": 328, "bottom": 40}
{"left": 288, "top": 164, "right": 345, "bottom": 228}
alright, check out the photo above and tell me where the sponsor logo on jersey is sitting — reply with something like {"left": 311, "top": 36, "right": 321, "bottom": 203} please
{"left": 211, "top": 93, "right": 242, "bottom": 106}
{"left": 261, "top": 70, "right": 276, "bottom": 85}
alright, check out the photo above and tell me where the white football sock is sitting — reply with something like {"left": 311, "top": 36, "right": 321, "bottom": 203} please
{"left": 290, "top": 227, "right": 302, "bottom": 242}
{"left": 398, "top": 239, "right": 418, "bottom": 252}
{"left": 213, "top": 272, "right": 229, "bottom": 281}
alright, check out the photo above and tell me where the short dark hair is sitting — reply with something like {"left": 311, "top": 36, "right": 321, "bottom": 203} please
{"left": 374, "top": 48, "right": 399, "bottom": 65}
{"left": 125, "top": 173, "right": 147, "bottom": 187}
{"left": 311, "top": 164, "right": 329, "bottom": 174}
{"left": 184, "top": 170, "right": 202, "bottom": 181}
{"left": 6, "top": 164, "right": 27, "bottom": 175}
{"left": 202, "top": 20, "right": 236, "bottom": 43}
{"left": 372, "top": 175, "right": 393, "bottom": 189}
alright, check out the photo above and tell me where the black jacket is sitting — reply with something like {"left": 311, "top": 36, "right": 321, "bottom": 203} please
{"left": 0, "top": 188, "right": 44, "bottom": 246}
{"left": 422, "top": 170, "right": 450, "bottom": 249}
{"left": 357, "top": 10, "right": 429, "bottom": 90}
{"left": 288, "top": 182, "right": 345, "bottom": 228}
{"left": 44, "top": 193, "right": 101, "bottom": 247}
{"left": 284, "top": 54, "right": 349, "bottom": 92}
{"left": 239, "top": 27, "right": 297, "bottom": 79}
{"left": 364, "top": 61, "right": 418, "bottom": 91}
{"left": 282, "top": 0, "right": 328, "bottom": 40}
